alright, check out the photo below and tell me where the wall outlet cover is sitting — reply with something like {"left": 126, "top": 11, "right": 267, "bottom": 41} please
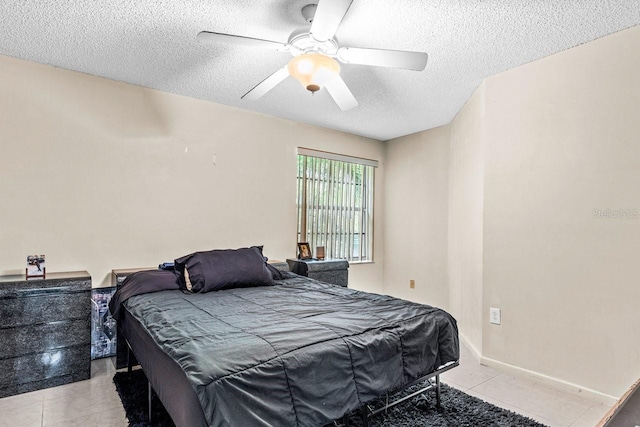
{"left": 490, "top": 307, "right": 501, "bottom": 325}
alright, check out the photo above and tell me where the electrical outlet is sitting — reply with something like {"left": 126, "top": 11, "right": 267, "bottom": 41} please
{"left": 489, "top": 307, "right": 501, "bottom": 325}
{"left": 409, "top": 280, "right": 415, "bottom": 289}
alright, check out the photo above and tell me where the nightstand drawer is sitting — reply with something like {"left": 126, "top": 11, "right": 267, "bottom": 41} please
{"left": 286, "top": 259, "right": 349, "bottom": 287}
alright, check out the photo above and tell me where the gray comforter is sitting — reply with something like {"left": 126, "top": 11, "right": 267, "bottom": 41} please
{"left": 123, "top": 274, "right": 459, "bottom": 426}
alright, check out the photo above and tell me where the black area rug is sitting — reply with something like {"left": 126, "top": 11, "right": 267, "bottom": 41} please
{"left": 114, "top": 370, "right": 547, "bottom": 427}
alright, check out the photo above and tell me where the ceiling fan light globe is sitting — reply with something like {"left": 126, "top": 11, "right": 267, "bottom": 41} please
{"left": 296, "top": 58, "right": 315, "bottom": 74}
{"left": 288, "top": 53, "right": 340, "bottom": 93}
{"left": 313, "top": 67, "right": 339, "bottom": 87}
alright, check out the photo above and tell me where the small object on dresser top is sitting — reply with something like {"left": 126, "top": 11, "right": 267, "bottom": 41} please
{"left": 158, "top": 262, "right": 175, "bottom": 270}
{"left": 26, "top": 254, "right": 46, "bottom": 279}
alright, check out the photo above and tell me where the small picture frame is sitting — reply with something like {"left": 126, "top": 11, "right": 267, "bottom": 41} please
{"left": 26, "top": 254, "right": 46, "bottom": 279}
{"left": 297, "top": 242, "right": 312, "bottom": 260}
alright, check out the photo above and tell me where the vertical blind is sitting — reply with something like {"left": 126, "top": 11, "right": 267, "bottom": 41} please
{"left": 296, "top": 149, "right": 376, "bottom": 262}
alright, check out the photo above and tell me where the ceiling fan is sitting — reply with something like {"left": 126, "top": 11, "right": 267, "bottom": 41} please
{"left": 197, "top": 0, "right": 428, "bottom": 111}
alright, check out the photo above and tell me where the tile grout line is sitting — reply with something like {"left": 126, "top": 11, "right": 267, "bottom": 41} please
{"left": 466, "top": 371, "right": 503, "bottom": 391}
{"left": 467, "top": 389, "right": 561, "bottom": 427}
{"left": 566, "top": 401, "right": 596, "bottom": 427}
{"left": 468, "top": 375, "right": 571, "bottom": 427}
{"left": 40, "top": 395, "right": 44, "bottom": 427}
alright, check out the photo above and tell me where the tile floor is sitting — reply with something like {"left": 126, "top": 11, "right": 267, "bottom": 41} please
{"left": 0, "top": 344, "right": 611, "bottom": 427}
{"left": 440, "top": 344, "right": 612, "bottom": 427}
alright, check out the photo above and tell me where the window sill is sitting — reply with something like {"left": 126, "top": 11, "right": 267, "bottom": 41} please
{"left": 348, "top": 260, "right": 375, "bottom": 265}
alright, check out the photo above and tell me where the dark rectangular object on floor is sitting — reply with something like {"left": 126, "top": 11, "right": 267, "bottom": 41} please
{"left": 91, "top": 287, "right": 117, "bottom": 359}
{"left": 0, "top": 271, "right": 92, "bottom": 398}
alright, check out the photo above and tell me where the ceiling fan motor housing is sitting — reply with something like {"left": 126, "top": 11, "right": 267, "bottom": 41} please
{"left": 301, "top": 4, "right": 318, "bottom": 23}
{"left": 288, "top": 27, "right": 339, "bottom": 56}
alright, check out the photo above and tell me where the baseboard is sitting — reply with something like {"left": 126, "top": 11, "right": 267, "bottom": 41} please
{"left": 457, "top": 333, "right": 618, "bottom": 406}
{"left": 479, "top": 355, "right": 618, "bottom": 406}
{"left": 458, "top": 333, "right": 482, "bottom": 362}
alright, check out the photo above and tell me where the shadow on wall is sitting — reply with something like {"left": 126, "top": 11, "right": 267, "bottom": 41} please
{"left": 27, "top": 72, "right": 171, "bottom": 138}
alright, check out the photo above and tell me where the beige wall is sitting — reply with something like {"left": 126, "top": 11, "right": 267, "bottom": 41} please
{"left": 382, "top": 85, "right": 486, "bottom": 351}
{"left": 0, "top": 55, "right": 384, "bottom": 292}
{"left": 383, "top": 25, "right": 640, "bottom": 398}
{"left": 448, "top": 84, "right": 485, "bottom": 355}
{"left": 483, "top": 25, "right": 640, "bottom": 397}
{"left": 382, "top": 125, "right": 450, "bottom": 309}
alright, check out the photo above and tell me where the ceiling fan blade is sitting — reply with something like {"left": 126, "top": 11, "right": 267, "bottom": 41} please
{"left": 241, "top": 67, "right": 290, "bottom": 101}
{"left": 310, "top": 0, "right": 353, "bottom": 42}
{"left": 325, "top": 76, "right": 358, "bottom": 111}
{"left": 197, "top": 31, "right": 289, "bottom": 51}
{"left": 337, "top": 47, "right": 428, "bottom": 71}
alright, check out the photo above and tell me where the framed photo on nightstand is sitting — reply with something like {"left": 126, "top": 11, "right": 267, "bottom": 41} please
{"left": 297, "top": 242, "right": 312, "bottom": 260}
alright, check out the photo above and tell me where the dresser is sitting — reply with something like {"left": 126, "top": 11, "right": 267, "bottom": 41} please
{"left": 286, "top": 259, "right": 349, "bottom": 287}
{"left": 0, "top": 271, "right": 92, "bottom": 398}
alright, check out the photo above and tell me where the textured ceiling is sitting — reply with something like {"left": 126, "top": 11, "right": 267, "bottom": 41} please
{"left": 1, "top": 1, "right": 639, "bottom": 140}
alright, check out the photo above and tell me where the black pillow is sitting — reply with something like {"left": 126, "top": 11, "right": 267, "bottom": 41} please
{"left": 174, "top": 246, "right": 274, "bottom": 293}
{"left": 109, "top": 270, "right": 180, "bottom": 319}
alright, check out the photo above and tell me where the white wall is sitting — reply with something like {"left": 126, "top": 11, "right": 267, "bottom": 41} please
{"left": 382, "top": 84, "right": 486, "bottom": 352}
{"left": 448, "top": 85, "right": 485, "bottom": 355}
{"left": 382, "top": 125, "right": 449, "bottom": 309}
{"left": 482, "top": 25, "right": 640, "bottom": 398}
{"left": 0, "top": 55, "right": 384, "bottom": 292}
{"left": 383, "top": 25, "right": 640, "bottom": 398}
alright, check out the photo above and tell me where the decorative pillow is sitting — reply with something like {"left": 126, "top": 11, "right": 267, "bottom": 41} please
{"left": 174, "top": 246, "right": 274, "bottom": 293}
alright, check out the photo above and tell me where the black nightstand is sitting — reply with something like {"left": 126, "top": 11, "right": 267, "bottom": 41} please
{"left": 286, "top": 259, "right": 349, "bottom": 287}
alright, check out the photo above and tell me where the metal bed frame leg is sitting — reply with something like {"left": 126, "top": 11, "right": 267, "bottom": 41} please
{"left": 148, "top": 380, "right": 153, "bottom": 424}
{"left": 127, "top": 345, "right": 133, "bottom": 374}
{"left": 345, "top": 362, "right": 458, "bottom": 426}
{"left": 361, "top": 405, "right": 369, "bottom": 427}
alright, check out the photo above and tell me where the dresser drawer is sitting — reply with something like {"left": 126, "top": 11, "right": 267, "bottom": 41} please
{"left": 0, "top": 345, "right": 90, "bottom": 397}
{"left": 0, "top": 292, "right": 90, "bottom": 328}
{"left": 0, "top": 318, "right": 90, "bottom": 359}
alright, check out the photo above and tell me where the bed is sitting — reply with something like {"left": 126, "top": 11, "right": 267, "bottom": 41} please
{"left": 110, "top": 249, "right": 459, "bottom": 427}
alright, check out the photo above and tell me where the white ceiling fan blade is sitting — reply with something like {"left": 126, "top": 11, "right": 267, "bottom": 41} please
{"left": 337, "top": 47, "right": 428, "bottom": 71}
{"left": 241, "top": 67, "right": 290, "bottom": 101}
{"left": 325, "top": 76, "right": 358, "bottom": 111}
{"left": 197, "top": 31, "right": 289, "bottom": 51}
{"left": 310, "top": 0, "right": 353, "bottom": 42}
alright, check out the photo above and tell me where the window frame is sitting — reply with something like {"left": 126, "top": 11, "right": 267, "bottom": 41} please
{"left": 296, "top": 148, "right": 377, "bottom": 262}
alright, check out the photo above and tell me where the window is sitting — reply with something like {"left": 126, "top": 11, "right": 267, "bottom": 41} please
{"left": 296, "top": 148, "right": 377, "bottom": 262}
